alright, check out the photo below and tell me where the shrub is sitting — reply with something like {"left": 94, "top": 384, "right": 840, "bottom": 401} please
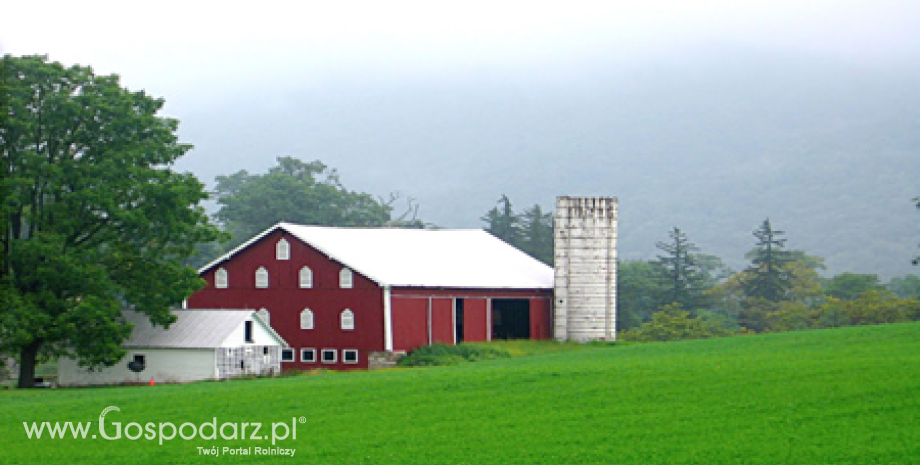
{"left": 620, "top": 305, "right": 734, "bottom": 342}
{"left": 397, "top": 343, "right": 510, "bottom": 367}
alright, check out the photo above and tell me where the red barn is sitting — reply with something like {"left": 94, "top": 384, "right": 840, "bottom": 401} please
{"left": 187, "top": 223, "right": 554, "bottom": 370}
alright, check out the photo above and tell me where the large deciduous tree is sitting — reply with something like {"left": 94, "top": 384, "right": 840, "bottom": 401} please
{"left": 0, "top": 55, "right": 220, "bottom": 387}
{"left": 213, "top": 157, "right": 401, "bottom": 248}
{"left": 824, "top": 272, "right": 885, "bottom": 301}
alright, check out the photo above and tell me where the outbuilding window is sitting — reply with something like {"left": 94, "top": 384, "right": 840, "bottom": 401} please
{"left": 321, "top": 349, "right": 337, "bottom": 364}
{"left": 343, "top": 349, "right": 359, "bottom": 364}
{"left": 340, "top": 309, "right": 355, "bottom": 331}
{"left": 281, "top": 349, "right": 294, "bottom": 362}
{"left": 339, "top": 267, "right": 353, "bottom": 288}
{"left": 300, "top": 308, "right": 314, "bottom": 330}
{"left": 244, "top": 321, "right": 253, "bottom": 343}
{"left": 276, "top": 238, "right": 290, "bottom": 260}
{"left": 301, "top": 348, "right": 316, "bottom": 363}
{"left": 215, "top": 267, "right": 228, "bottom": 289}
{"left": 255, "top": 267, "right": 269, "bottom": 288}
{"left": 299, "top": 266, "right": 313, "bottom": 288}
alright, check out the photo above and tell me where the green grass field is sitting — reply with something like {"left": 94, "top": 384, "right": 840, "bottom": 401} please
{"left": 2, "top": 323, "right": 919, "bottom": 464}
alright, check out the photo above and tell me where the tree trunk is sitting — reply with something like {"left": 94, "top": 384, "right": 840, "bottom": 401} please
{"left": 17, "top": 339, "right": 41, "bottom": 389}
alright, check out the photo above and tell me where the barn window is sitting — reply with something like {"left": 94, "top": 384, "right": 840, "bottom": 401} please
{"left": 257, "top": 308, "right": 270, "bottom": 326}
{"left": 215, "top": 267, "right": 228, "bottom": 289}
{"left": 301, "top": 348, "right": 316, "bottom": 363}
{"left": 280, "top": 349, "right": 294, "bottom": 362}
{"left": 244, "top": 321, "right": 253, "bottom": 343}
{"left": 321, "top": 349, "right": 337, "bottom": 364}
{"left": 255, "top": 266, "right": 269, "bottom": 288}
{"left": 276, "top": 238, "right": 290, "bottom": 260}
{"left": 339, "top": 267, "right": 353, "bottom": 288}
{"left": 300, "top": 308, "right": 314, "bottom": 330}
{"left": 340, "top": 309, "right": 355, "bottom": 331}
{"left": 343, "top": 349, "right": 359, "bottom": 364}
{"left": 133, "top": 354, "right": 146, "bottom": 365}
{"left": 299, "top": 266, "right": 313, "bottom": 288}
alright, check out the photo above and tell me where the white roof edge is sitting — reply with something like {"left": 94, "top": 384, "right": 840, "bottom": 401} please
{"left": 197, "top": 222, "right": 287, "bottom": 274}
{"left": 122, "top": 308, "right": 289, "bottom": 349}
{"left": 277, "top": 223, "right": 389, "bottom": 286}
{"left": 250, "top": 310, "right": 290, "bottom": 347}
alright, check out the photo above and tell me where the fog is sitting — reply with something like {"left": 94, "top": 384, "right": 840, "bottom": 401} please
{"left": 3, "top": 0, "right": 919, "bottom": 277}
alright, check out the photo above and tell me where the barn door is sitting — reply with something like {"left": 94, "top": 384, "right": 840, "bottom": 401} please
{"left": 454, "top": 298, "right": 464, "bottom": 343}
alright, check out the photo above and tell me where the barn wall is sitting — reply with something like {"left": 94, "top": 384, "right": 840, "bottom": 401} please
{"left": 58, "top": 349, "right": 215, "bottom": 386}
{"left": 391, "top": 297, "right": 429, "bottom": 351}
{"left": 391, "top": 288, "right": 553, "bottom": 351}
{"left": 431, "top": 298, "right": 454, "bottom": 344}
{"left": 189, "top": 230, "right": 385, "bottom": 370}
{"left": 530, "top": 297, "right": 552, "bottom": 340}
{"left": 463, "top": 298, "right": 489, "bottom": 342}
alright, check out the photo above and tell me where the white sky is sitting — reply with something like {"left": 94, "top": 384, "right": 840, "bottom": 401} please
{"left": 3, "top": 0, "right": 919, "bottom": 101}
{"left": 3, "top": 1, "right": 919, "bottom": 276}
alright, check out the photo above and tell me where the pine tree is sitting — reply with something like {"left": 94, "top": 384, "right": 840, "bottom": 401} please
{"left": 742, "top": 219, "right": 795, "bottom": 302}
{"left": 518, "top": 204, "right": 554, "bottom": 265}
{"left": 653, "top": 227, "right": 707, "bottom": 312}
{"left": 481, "top": 195, "right": 520, "bottom": 245}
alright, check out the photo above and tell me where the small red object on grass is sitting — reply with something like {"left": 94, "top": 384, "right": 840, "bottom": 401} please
{"left": 149, "top": 379, "right": 155, "bottom": 386}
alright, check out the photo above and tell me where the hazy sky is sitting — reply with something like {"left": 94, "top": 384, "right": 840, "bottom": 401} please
{"left": 3, "top": 1, "right": 919, "bottom": 276}
{"left": 4, "top": 1, "right": 919, "bottom": 102}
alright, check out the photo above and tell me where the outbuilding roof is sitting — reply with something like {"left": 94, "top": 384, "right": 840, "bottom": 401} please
{"left": 122, "top": 309, "right": 286, "bottom": 349}
{"left": 201, "top": 223, "right": 554, "bottom": 290}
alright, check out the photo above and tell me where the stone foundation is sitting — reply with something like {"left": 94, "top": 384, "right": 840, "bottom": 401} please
{"left": 368, "top": 351, "right": 406, "bottom": 370}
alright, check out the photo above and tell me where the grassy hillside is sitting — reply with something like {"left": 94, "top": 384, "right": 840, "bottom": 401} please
{"left": 2, "top": 323, "right": 919, "bottom": 464}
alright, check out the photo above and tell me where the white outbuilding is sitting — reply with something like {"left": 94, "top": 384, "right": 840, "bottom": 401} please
{"left": 58, "top": 309, "right": 287, "bottom": 386}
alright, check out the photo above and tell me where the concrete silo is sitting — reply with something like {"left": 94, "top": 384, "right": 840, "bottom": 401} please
{"left": 553, "top": 196, "right": 618, "bottom": 341}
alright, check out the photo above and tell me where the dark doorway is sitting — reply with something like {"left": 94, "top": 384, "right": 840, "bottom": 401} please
{"left": 455, "top": 299, "right": 465, "bottom": 343}
{"left": 492, "top": 299, "right": 531, "bottom": 340}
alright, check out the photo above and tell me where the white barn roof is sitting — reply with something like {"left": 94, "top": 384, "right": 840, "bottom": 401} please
{"left": 202, "top": 223, "right": 554, "bottom": 290}
{"left": 123, "top": 310, "right": 286, "bottom": 349}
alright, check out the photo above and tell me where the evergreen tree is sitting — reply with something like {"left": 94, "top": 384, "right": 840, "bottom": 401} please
{"left": 653, "top": 227, "right": 708, "bottom": 312}
{"left": 518, "top": 204, "right": 553, "bottom": 265}
{"left": 741, "top": 219, "right": 794, "bottom": 302}
{"left": 481, "top": 195, "right": 521, "bottom": 246}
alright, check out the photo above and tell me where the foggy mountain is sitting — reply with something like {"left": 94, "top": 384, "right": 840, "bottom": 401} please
{"left": 172, "top": 50, "right": 920, "bottom": 279}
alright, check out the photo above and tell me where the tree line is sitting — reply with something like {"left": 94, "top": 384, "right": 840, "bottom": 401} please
{"left": 619, "top": 221, "right": 920, "bottom": 341}
{"left": 480, "top": 195, "right": 920, "bottom": 341}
